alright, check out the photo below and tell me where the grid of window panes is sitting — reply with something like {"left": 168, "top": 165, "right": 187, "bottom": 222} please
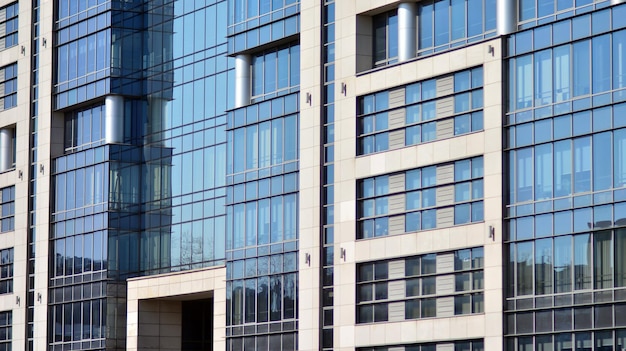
{"left": 358, "top": 339, "right": 484, "bottom": 351}
{"left": 507, "top": 220, "right": 626, "bottom": 297}
{"left": 54, "top": 0, "right": 148, "bottom": 109}
{"left": 0, "top": 248, "right": 13, "bottom": 294}
{"left": 0, "top": 63, "right": 16, "bottom": 111}
{"left": 227, "top": 94, "right": 299, "bottom": 179}
{"left": 226, "top": 253, "right": 298, "bottom": 324}
{"left": 369, "top": 0, "right": 495, "bottom": 67}
{"left": 225, "top": 182, "right": 300, "bottom": 346}
{"left": 373, "top": 10, "right": 398, "bottom": 67}
{"left": 505, "top": 5, "right": 626, "bottom": 348}
{"left": 506, "top": 326, "right": 626, "bottom": 350}
{"left": 63, "top": 104, "right": 106, "bottom": 152}
{"left": 228, "top": 11, "right": 299, "bottom": 53}
{"left": 507, "top": 6, "right": 626, "bottom": 114}
{"left": 357, "top": 67, "right": 483, "bottom": 156}
{"left": 357, "top": 157, "right": 484, "bottom": 239}
{"left": 417, "top": 0, "right": 496, "bottom": 56}
{"left": 226, "top": 78, "right": 299, "bottom": 349}
{"left": 226, "top": 332, "right": 298, "bottom": 351}
{"left": 57, "top": 0, "right": 112, "bottom": 26}
{"left": 320, "top": 0, "right": 336, "bottom": 349}
{"left": 251, "top": 44, "right": 300, "bottom": 102}
{"left": 49, "top": 288, "right": 106, "bottom": 350}
{"left": 54, "top": 11, "right": 111, "bottom": 106}
{"left": 0, "top": 186, "right": 14, "bottom": 233}
{"left": 518, "top": 0, "right": 611, "bottom": 29}
{"left": 0, "top": 310, "right": 10, "bottom": 351}
{"left": 507, "top": 106, "right": 626, "bottom": 214}
{"left": 0, "top": 2, "right": 18, "bottom": 51}
{"left": 356, "top": 247, "right": 484, "bottom": 324}
{"left": 135, "top": 0, "right": 231, "bottom": 275}
{"left": 228, "top": 0, "right": 299, "bottom": 35}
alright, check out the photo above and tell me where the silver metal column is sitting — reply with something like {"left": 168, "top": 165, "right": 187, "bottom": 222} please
{"left": 0, "top": 128, "right": 12, "bottom": 172}
{"left": 105, "top": 95, "right": 124, "bottom": 144}
{"left": 235, "top": 54, "right": 251, "bottom": 108}
{"left": 497, "top": 0, "right": 517, "bottom": 35}
{"left": 611, "top": 0, "right": 624, "bottom": 5}
{"left": 398, "top": 2, "right": 417, "bottom": 62}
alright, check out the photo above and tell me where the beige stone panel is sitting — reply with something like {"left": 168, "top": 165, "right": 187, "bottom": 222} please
{"left": 336, "top": 142, "right": 357, "bottom": 171}
{"left": 483, "top": 104, "right": 503, "bottom": 130}
{"left": 450, "top": 50, "right": 469, "bottom": 72}
{"left": 354, "top": 134, "right": 485, "bottom": 180}
{"left": 335, "top": 220, "right": 356, "bottom": 244}
{"left": 353, "top": 39, "right": 501, "bottom": 96}
{"left": 484, "top": 313, "right": 504, "bottom": 338}
{"left": 354, "top": 222, "right": 489, "bottom": 262}
{"left": 354, "top": 315, "right": 488, "bottom": 347}
{"left": 300, "top": 123, "right": 320, "bottom": 150}
{"left": 484, "top": 82, "right": 503, "bottom": 108}
{"left": 336, "top": 11, "right": 356, "bottom": 40}
{"left": 484, "top": 59, "right": 503, "bottom": 86}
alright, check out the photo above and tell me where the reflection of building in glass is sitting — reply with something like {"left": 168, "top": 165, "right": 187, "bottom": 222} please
{"left": 3, "top": 0, "right": 626, "bottom": 350}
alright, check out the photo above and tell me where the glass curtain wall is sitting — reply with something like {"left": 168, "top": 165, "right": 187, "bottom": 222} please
{"left": 505, "top": 5, "right": 626, "bottom": 349}
{"left": 226, "top": 0, "right": 300, "bottom": 349}
{"left": 50, "top": 0, "right": 232, "bottom": 350}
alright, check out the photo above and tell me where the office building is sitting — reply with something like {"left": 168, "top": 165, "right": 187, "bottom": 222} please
{"left": 0, "top": 0, "right": 626, "bottom": 350}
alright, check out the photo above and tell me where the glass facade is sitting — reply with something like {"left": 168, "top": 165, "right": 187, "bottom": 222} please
{"left": 505, "top": 3, "right": 626, "bottom": 349}
{"left": 226, "top": 0, "right": 300, "bottom": 348}
{"left": 50, "top": 0, "right": 232, "bottom": 349}
{"left": 517, "top": 0, "right": 613, "bottom": 28}
{"left": 6, "top": 0, "right": 624, "bottom": 350}
{"left": 227, "top": 0, "right": 299, "bottom": 53}
{"left": 417, "top": 0, "right": 496, "bottom": 55}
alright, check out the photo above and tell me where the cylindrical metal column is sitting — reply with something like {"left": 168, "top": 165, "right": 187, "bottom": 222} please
{"left": 398, "top": 2, "right": 417, "bottom": 62}
{"left": 235, "top": 54, "right": 251, "bottom": 108}
{"left": 497, "top": 0, "right": 517, "bottom": 35}
{"left": 105, "top": 95, "right": 125, "bottom": 144}
{"left": 0, "top": 128, "right": 12, "bottom": 172}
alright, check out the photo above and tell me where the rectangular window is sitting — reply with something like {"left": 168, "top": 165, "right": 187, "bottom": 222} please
{"left": 0, "top": 3, "right": 18, "bottom": 50}
{"left": 0, "top": 310, "right": 10, "bottom": 350}
{"left": 357, "top": 248, "right": 484, "bottom": 323}
{"left": 251, "top": 43, "right": 300, "bottom": 102}
{"left": 373, "top": 10, "right": 398, "bottom": 67}
{"left": 508, "top": 113, "right": 626, "bottom": 207}
{"left": 0, "top": 186, "right": 14, "bottom": 233}
{"left": 357, "top": 157, "right": 483, "bottom": 239}
{"left": 417, "top": 0, "right": 496, "bottom": 56}
{"left": 0, "top": 63, "right": 16, "bottom": 110}
{"left": 64, "top": 104, "right": 106, "bottom": 152}
{"left": 227, "top": 108, "right": 299, "bottom": 176}
{"left": 0, "top": 248, "right": 13, "bottom": 294}
{"left": 358, "top": 67, "right": 484, "bottom": 156}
